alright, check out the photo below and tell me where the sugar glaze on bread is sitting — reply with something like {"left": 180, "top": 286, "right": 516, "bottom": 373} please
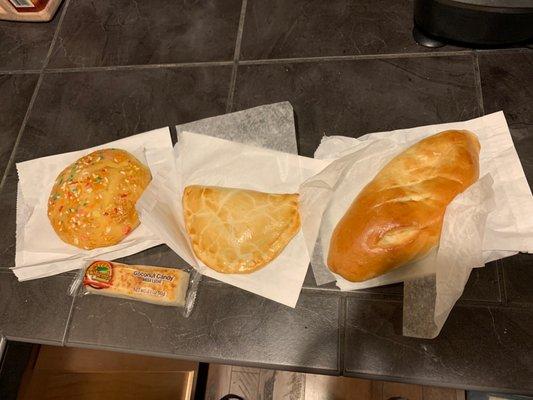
{"left": 47, "top": 149, "right": 151, "bottom": 250}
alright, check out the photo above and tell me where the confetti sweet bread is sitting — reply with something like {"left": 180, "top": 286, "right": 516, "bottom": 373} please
{"left": 183, "top": 185, "right": 301, "bottom": 274}
{"left": 47, "top": 149, "right": 152, "bottom": 250}
{"left": 328, "top": 130, "right": 480, "bottom": 282}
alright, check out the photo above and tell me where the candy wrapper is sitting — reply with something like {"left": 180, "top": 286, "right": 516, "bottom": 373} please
{"left": 70, "top": 260, "right": 200, "bottom": 317}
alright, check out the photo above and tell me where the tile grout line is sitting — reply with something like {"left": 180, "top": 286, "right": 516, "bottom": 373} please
{"left": 44, "top": 60, "right": 234, "bottom": 74}
{"left": 0, "top": 69, "right": 41, "bottom": 75}
{"left": 0, "top": 0, "right": 70, "bottom": 190}
{"left": 338, "top": 295, "right": 346, "bottom": 375}
{"left": 239, "top": 50, "right": 475, "bottom": 65}
{"left": 476, "top": 46, "right": 532, "bottom": 54}
{"left": 4, "top": 47, "right": 528, "bottom": 76}
{"left": 345, "top": 292, "right": 529, "bottom": 311}
{"left": 6, "top": 47, "right": 529, "bottom": 76}
{"left": 498, "top": 259, "right": 509, "bottom": 306}
{"left": 226, "top": 63, "right": 237, "bottom": 113}
{"left": 226, "top": 0, "right": 247, "bottom": 113}
{"left": 41, "top": 0, "right": 71, "bottom": 71}
{"left": 472, "top": 52, "right": 485, "bottom": 115}
{"left": 61, "top": 294, "right": 77, "bottom": 346}
{"left": 0, "top": 76, "right": 43, "bottom": 190}
{"left": 0, "top": 50, "right": 474, "bottom": 76}
{"left": 300, "top": 285, "right": 404, "bottom": 299}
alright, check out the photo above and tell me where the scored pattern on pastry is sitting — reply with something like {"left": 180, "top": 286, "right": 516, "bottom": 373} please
{"left": 47, "top": 149, "right": 151, "bottom": 250}
{"left": 183, "top": 185, "right": 301, "bottom": 274}
{"left": 328, "top": 130, "right": 481, "bottom": 282}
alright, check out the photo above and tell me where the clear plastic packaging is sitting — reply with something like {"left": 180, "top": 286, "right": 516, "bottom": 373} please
{"left": 70, "top": 260, "right": 201, "bottom": 317}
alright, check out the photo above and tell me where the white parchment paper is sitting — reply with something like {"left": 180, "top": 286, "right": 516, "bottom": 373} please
{"left": 13, "top": 128, "right": 175, "bottom": 281}
{"left": 137, "top": 131, "right": 330, "bottom": 307}
{"left": 309, "top": 111, "right": 533, "bottom": 337}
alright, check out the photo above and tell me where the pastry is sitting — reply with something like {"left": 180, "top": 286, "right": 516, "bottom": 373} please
{"left": 183, "top": 185, "right": 301, "bottom": 274}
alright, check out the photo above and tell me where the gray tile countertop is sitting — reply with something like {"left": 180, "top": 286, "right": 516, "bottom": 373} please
{"left": 66, "top": 283, "right": 341, "bottom": 374}
{"left": 0, "top": 0, "right": 532, "bottom": 395}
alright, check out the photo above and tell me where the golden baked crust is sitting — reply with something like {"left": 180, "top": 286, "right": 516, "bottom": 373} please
{"left": 183, "top": 185, "right": 301, "bottom": 274}
{"left": 47, "top": 149, "right": 151, "bottom": 250}
{"left": 328, "top": 130, "right": 480, "bottom": 282}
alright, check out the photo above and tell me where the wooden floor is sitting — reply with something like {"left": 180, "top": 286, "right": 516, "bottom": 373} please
{"left": 206, "top": 364, "right": 466, "bottom": 400}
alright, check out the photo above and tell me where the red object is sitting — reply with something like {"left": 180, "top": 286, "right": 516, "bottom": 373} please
{"left": 0, "top": 0, "right": 63, "bottom": 22}
{"left": 83, "top": 260, "right": 114, "bottom": 290}
{"left": 8, "top": 0, "right": 49, "bottom": 12}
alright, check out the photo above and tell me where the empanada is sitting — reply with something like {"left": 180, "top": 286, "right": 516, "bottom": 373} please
{"left": 183, "top": 185, "right": 301, "bottom": 274}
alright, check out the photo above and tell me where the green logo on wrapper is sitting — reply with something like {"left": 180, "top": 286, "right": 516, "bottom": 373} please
{"left": 84, "top": 260, "right": 113, "bottom": 289}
